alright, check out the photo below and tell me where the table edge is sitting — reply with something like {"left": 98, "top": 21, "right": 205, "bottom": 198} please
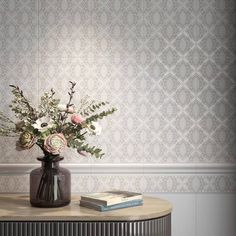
{"left": 0, "top": 195, "right": 172, "bottom": 222}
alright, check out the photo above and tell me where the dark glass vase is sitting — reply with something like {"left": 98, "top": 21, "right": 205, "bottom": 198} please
{"left": 30, "top": 156, "right": 71, "bottom": 208}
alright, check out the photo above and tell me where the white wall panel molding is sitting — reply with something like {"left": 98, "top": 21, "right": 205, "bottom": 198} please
{"left": 0, "top": 163, "right": 236, "bottom": 175}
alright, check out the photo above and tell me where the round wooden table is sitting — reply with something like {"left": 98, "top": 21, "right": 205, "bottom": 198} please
{"left": 0, "top": 194, "right": 172, "bottom": 236}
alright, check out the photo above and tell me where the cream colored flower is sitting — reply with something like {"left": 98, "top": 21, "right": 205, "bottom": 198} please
{"left": 44, "top": 133, "right": 67, "bottom": 155}
{"left": 58, "top": 104, "right": 75, "bottom": 113}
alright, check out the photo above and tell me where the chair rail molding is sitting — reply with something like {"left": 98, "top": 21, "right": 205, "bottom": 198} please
{"left": 0, "top": 163, "right": 235, "bottom": 175}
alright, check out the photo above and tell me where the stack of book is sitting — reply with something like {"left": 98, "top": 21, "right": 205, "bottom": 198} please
{"left": 79, "top": 190, "right": 143, "bottom": 212}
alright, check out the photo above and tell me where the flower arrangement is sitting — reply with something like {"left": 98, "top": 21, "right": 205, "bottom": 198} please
{"left": 0, "top": 81, "right": 116, "bottom": 159}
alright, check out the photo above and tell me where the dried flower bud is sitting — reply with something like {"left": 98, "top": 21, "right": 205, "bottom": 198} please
{"left": 71, "top": 114, "right": 85, "bottom": 124}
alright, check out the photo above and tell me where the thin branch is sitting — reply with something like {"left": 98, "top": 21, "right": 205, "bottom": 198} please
{"left": 59, "top": 81, "right": 76, "bottom": 130}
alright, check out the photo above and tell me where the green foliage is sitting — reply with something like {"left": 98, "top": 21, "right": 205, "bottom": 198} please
{"left": 9, "top": 85, "right": 37, "bottom": 122}
{"left": 62, "top": 122, "right": 84, "bottom": 143}
{"left": 70, "top": 140, "right": 104, "bottom": 158}
{"left": 0, "top": 127, "right": 17, "bottom": 137}
{"left": 80, "top": 100, "right": 109, "bottom": 116}
{"left": 0, "top": 111, "right": 14, "bottom": 124}
{"left": 86, "top": 108, "right": 117, "bottom": 123}
{"left": 0, "top": 112, "right": 17, "bottom": 136}
{"left": 39, "top": 89, "right": 60, "bottom": 119}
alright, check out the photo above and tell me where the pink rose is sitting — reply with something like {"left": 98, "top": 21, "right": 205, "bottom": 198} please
{"left": 44, "top": 133, "right": 67, "bottom": 155}
{"left": 71, "top": 114, "right": 85, "bottom": 124}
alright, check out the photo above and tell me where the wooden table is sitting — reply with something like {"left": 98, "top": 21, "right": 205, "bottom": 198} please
{"left": 0, "top": 194, "right": 172, "bottom": 236}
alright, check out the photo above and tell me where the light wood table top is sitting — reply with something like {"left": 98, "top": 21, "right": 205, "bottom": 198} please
{"left": 0, "top": 194, "right": 172, "bottom": 221}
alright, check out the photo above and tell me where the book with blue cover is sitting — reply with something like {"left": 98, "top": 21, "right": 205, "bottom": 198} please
{"left": 79, "top": 199, "right": 143, "bottom": 212}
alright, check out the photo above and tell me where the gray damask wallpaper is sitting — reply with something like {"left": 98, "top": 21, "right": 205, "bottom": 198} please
{"left": 0, "top": 0, "right": 236, "bottom": 166}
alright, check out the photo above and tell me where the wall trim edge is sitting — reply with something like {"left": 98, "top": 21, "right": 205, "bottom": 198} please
{"left": 0, "top": 163, "right": 235, "bottom": 175}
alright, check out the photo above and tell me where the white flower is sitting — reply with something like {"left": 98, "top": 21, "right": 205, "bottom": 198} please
{"left": 58, "top": 104, "right": 67, "bottom": 112}
{"left": 86, "top": 122, "right": 102, "bottom": 136}
{"left": 32, "top": 116, "right": 54, "bottom": 132}
{"left": 58, "top": 104, "right": 76, "bottom": 113}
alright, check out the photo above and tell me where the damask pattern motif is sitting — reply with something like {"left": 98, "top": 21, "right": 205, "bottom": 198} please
{"left": 0, "top": 174, "right": 235, "bottom": 193}
{"left": 0, "top": 0, "right": 236, "bottom": 165}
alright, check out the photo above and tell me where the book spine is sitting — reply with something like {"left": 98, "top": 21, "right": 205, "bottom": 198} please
{"left": 100, "top": 200, "right": 143, "bottom": 212}
{"left": 81, "top": 197, "right": 107, "bottom": 205}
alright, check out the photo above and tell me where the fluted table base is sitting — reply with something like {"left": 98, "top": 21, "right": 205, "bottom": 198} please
{"left": 0, "top": 214, "right": 171, "bottom": 236}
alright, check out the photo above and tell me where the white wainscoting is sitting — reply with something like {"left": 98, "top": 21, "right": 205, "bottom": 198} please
{"left": 150, "top": 193, "right": 236, "bottom": 236}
